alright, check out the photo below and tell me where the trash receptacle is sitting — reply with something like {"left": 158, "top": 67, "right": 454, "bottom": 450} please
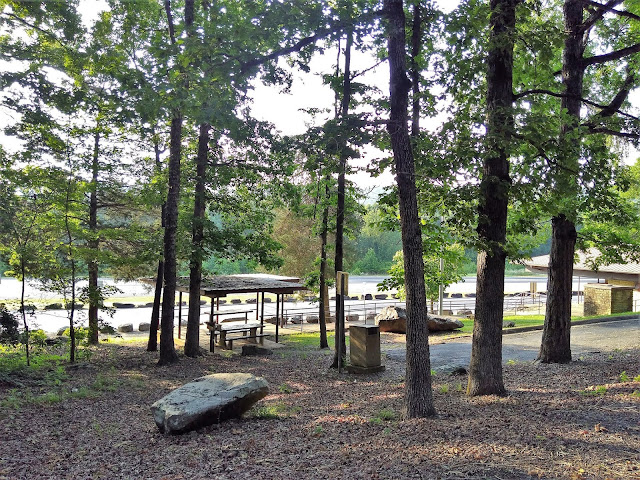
{"left": 349, "top": 324, "right": 385, "bottom": 373}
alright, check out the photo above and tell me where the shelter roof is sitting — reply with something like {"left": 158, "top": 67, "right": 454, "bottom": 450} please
{"left": 142, "top": 274, "right": 307, "bottom": 297}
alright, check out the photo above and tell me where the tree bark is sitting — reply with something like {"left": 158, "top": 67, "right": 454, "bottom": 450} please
{"left": 184, "top": 122, "right": 210, "bottom": 357}
{"left": 331, "top": 29, "right": 353, "bottom": 369}
{"left": 158, "top": 115, "right": 181, "bottom": 366}
{"left": 539, "top": 0, "right": 584, "bottom": 364}
{"left": 148, "top": 258, "right": 163, "bottom": 352}
{"left": 467, "top": 0, "right": 515, "bottom": 397}
{"left": 20, "top": 261, "right": 30, "bottom": 366}
{"left": 385, "top": 0, "right": 435, "bottom": 418}
{"left": 318, "top": 182, "right": 330, "bottom": 349}
{"left": 539, "top": 214, "right": 576, "bottom": 362}
{"left": 87, "top": 131, "right": 100, "bottom": 345}
{"left": 148, "top": 137, "right": 164, "bottom": 352}
{"left": 410, "top": 0, "right": 421, "bottom": 137}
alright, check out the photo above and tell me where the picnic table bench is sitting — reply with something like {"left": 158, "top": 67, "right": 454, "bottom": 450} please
{"left": 206, "top": 321, "right": 268, "bottom": 352}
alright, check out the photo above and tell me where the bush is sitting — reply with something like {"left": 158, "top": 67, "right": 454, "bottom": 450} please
{"left": 60, "top": 327, "right": 90, "bottom": 346}
{"left": 27, "top": 329, "right": 48, "bottom": 348}
{"left": 0, "top": 304, "right": 19, "bottom": 344}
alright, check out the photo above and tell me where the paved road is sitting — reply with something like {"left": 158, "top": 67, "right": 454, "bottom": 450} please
{"left": 385, "top": 317, "right": 640, "bottom": 369}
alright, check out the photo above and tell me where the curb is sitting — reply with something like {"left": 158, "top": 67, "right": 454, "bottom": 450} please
{"left": 502, "top": 314, "right": 639, "bottom": 335}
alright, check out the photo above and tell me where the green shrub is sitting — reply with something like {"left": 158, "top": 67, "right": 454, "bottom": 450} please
{"left": 0, "top": 304, "right": 19, "bottom": 344}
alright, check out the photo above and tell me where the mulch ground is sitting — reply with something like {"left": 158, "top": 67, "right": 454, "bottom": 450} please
{"left": 0, "top": 338, "right": 639, "bottom": 480}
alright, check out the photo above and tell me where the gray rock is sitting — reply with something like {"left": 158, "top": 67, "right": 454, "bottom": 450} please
{"left": 456, "top": 309, "right": 473, "bottom": 317}
{"left": 290, "top": 314, "right": 303, "bottom": 324}
{"left": 231, "top": 299, "right": 242, "bottom": 304}
{"left": 56, "top": 327, "right": 67, "bottom": 336}
{"left": 113, "top": 302, "right": 136, "bottom": 309}
{"left": 375, "top": 306, "right": 407, "bottom": 333}
{"left": 139, "top": 322, "right": 151, "bottom": 332}
{"left": 503, "top": 321, "right": 516, "bottom": 328}
{"left": 375, "top": 307, "right": 464, "bottom": 334}
{"left": 346, "top": 314, "right": 359, "bottom": 322}
{"left": 241, "top": 345, "right": 273, "bottom": 356}
{"left": 374, "top": 294, "right": 388, "bottom": 300}
{"left": 363, "top": 294, "right": 373, "bottom": 300}
{"left": 428, "top": 315, "right": 464, "bottom": 332}
{"left": 117, "top": 323, "right": 134, "bottom": 333}
{"left": 306, "top": 315, "right": 319, "bottom": 324}
{"left": 151, "top": 373, "right": 269, "bottom": 434}
{"left": 366, "top": 313, "right": 377, "bottom": 322}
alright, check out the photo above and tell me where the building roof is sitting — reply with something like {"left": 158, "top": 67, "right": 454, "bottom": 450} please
{"left": 525, "top": 251, "right": 640, "bottom": 276}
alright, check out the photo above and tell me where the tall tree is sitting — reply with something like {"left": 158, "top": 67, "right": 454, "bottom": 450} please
{"left": 467, "top": 0, "right": 516, "bottom": 396}
{"left": 384, "top": 0, "right": 435, "bottom": 418}
{"left": 536, "top": 0, "right": 640, "bottom": 363}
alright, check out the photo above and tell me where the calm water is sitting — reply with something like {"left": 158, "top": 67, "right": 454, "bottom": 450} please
{"left": 0, "top": 274, "right": 603, "bottom": 333}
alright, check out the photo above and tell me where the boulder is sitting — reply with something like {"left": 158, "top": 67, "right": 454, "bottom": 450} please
{"left": 265, "top": 316, "right": 278, "bottom": 325}
{"left": 290, "top": 314, "right": 303, "bottom": 325}
{"left": 427, "top": 315, "right": 464, "bottom": 332}
{"left": 363, "top": 294, "right": 373, "bottom": 300}
{"left": 375, "top": 307, "right": 464, "bottom": 333}
{"left": 231, "top": 299, "right": 242, "bottom": 304}
{"left": 457, "top": 310, "right": 473, "bottom": 317}
{"left": 118, "top": 323, "right": 134, "bottom": 333}
{"left": 375, "top": 306, "right": 407, "bottom": 333}
{"left": 306, "top": 315, "right": 319, "bottom": 324}
{"left": 45, "top": 303, "right": 63, "bottom": 310}
{"left": 374, "top": 294, "right": 388, "bottom": 300}
{"left": 56, "top": 327, "right": 67, "bottom": 336}
{"left": 151, "top": 373, "right": 269, "bottom": 434}
{"left": 503, "top": 321, "right": 516, "bottom": 328}
{"left": 366, "top": 313, "right": 377, "bottom": 322}
{"left": 139, "top": 322, "right": 151, "bottom": 332}
{"left": 263, "top": 298, "right": 272, "bottom": 303}
{"left": 346, "top": 314, "right": 359, "bottom": 322}
{"left": 245, "top": 298, "right": 257, "bottom": 304}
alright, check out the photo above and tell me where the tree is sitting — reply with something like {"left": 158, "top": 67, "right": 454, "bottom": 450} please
{"left": 466, "top": 0, "right": 516, "bottom": 396}
{"left": 530, "top": 0, "right": 640, "bottom": 363}
{"left": 380, "top": 243, "right": 465, "bottom": 309}
{"left": 384, "top": 0, "right": 435, "bottom": 418}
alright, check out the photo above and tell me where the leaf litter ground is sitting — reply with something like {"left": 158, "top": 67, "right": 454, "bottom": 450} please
{"left": 0, "top": 337, "right": 638, "bottom": 480}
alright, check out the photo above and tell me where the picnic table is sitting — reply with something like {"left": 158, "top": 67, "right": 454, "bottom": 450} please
{"left": 206, "top": 321, "right": 268, "bottom": 352}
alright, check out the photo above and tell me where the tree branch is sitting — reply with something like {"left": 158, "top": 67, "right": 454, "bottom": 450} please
{"left": 580, "top": 0, "right": 625, "bottom": 33}
{"left": 580, "top": 0, "right": 640, "bottom": 24}
{"left": 239, "top": 9, "right": 383, "bottom": 75}
{"left": 582, "top": 42, "right": 640, "bottom": 67}
{"left": 587, "top": 127, "right": 640, "bottom": 139}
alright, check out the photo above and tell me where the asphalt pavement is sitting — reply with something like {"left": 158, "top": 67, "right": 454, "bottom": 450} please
{"left": 384, "top": 317, "right": 640, "bottom": 370}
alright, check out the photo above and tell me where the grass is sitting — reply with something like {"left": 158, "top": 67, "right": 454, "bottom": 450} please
{"left": 279, "top": 332, "right": 348, "bottom": 350}
{"left": 251, "top": 402, "right": 301, "bottom": 419}
{"left": 370, "top": 407, "right": 398, "bottom": 424}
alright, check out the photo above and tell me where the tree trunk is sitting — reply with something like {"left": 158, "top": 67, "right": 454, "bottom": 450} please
{"left": 148, "top": 137, "right": 164, "bottom": 352}
{"left": 185, "top": 123, "right": 210, "bottom": 357}
{"left": 467, "top": 0, "right": 515, "bottom": 397}
{"left": 88, "top": 131, "right": 100, "bottom": 345}
{"left": 385, "top": 0, "right": 435, "bottom": 418}
{"left": 539, "top": 0, "right": 584, "bottom": 363}
{"left": 20, "top": 262, "right": 30, "bottom": 366}
{"left": 158, "top": 115, "right": 182, "bottom": 366}
{"left": 539, "top": 215, "right": 576, "bottom": 362}
{"left": 318, "top": 182, "right": 330, "bottom": 349}
{"left": 148, "top": 259, "right": 163, "bottom": 351}
{"left": 410, "top": 0, "right": 421, "bottom": 137}
{"left": 331, "top": 29, "right": 352, "bottom": 370}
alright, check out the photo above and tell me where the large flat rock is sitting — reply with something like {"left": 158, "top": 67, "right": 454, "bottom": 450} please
{"left": 375, "top": 306, "right": 463, "bottom": 334}
{"left": 151, "top": 373, "right": 268, "bottom": 434}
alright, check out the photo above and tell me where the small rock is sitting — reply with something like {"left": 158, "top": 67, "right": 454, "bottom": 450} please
{"left": 503, "top": 321, "right": 516, "bottom": 328}
{"left": 113, "top": 302, "right": 136, "bottom": 309}
{"left": 241, "top": 345, "right": 273, "bottom": 356}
